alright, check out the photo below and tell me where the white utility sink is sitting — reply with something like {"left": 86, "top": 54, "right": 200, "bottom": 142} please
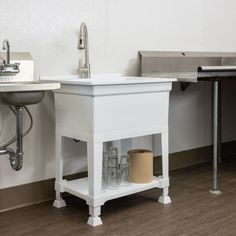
{"left": 42, "top": 73, "right": 176, "bottom": 226}
{"left": 0, "top": 82, "right": 60, "bottom": 106}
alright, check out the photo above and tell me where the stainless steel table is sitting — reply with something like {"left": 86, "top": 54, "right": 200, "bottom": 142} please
{"left": 139, "top": 50, "right": 236, "bottom": 193}
{"left": 198, "top": 66, "right": 236, "bottom": 194}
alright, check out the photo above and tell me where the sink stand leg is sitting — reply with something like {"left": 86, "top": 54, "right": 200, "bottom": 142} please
{"left": 53, "top": 134, "right": 66, "bottom": 208}
{"left": 158, "top": 132, "right": 171, "bottom": 204}
{"left": 87, "top": 142, "right": 103, "bottom": 226}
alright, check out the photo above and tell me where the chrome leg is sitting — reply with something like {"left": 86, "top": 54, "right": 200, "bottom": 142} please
{"left": 210, "top": 81, "right": 221, "bottom": 194}
{"left": 217, "top": 80, "right": 222, "bottom": 163}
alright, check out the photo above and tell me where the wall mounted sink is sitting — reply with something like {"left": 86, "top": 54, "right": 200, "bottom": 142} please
{"left": 0, "top": 82, "right": 60, "bottom": 106}
{"left": 1, "top": 91, "right": 45, "bottom": 106}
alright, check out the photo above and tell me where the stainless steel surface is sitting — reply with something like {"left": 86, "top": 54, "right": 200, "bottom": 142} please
{"left": 139, "top": 51, "right": 236, "bottom": 82}
{"left": 218, "top": 81, "right": 222, "bottom": 164}
{"left": 142, "top": 72, "right": 198, "bottom": 82}
{"left": 199, "top": 66, "right": 236, "bottom": 71}
{"left": 140, "top": 50, "right": 236, "bottom": 194}
{"left": 209, "top": 81, "right": 222, "bottom": 195}
{"left": 213, "top": 81, "right": 219, "bottom": 191}
{"left": 0, "top": 39, "right": 20, "bottom": 76}
{"left": 140, "top": 51, "right": 236, "bottom": 57}
{"left": 78, "top": 22, "right": 91, "bottom": 78}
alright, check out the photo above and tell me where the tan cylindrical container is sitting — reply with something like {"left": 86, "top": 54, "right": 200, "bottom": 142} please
{"left": 128, "top": 149, "right": 153, "bottom": 183}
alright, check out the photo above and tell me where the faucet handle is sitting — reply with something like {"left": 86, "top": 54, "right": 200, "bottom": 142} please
{"left": 13, "top": 63, "right": 20, "bottom": 70}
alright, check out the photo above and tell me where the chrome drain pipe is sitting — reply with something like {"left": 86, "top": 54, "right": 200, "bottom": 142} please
{"left": 0, "top": 106, "right": 24, "bottom": 171}
{"left": 0, "top": 148, "right": 15, "bottom": 158}
{"left": 10, "top": 107, "right": 23, "bottom": 171}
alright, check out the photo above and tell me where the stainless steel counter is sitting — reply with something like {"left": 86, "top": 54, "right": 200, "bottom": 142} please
{"left": 139, "top": 50, "right": 236, "bottom": 194}
{"left": 139, "top": 51, "right": 236, "bottom": 82}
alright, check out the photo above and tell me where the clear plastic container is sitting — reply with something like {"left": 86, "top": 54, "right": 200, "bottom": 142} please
{"left": 107, "top": 147, "right": 120, "bottom": 189}
{"left": 102, "top": 152, "right": 108, "bottom": 191}
{"left": 120, "top": 155, "right": 131, "bottom": 186}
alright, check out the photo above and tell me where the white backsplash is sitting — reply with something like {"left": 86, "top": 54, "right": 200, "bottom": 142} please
{"left": 0, "top": 52, "right": 34, "bottom": 82}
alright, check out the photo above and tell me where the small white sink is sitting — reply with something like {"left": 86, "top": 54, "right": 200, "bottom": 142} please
{"left": 0, "top": 81, "right": 60, "bottom": 106}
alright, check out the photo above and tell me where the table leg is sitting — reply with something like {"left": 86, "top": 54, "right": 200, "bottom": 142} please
{"left": 87, "top": 142, "right": 103, "bottom": 226}
{"left": 217, "top": 80, "right": 222, "bottom": 164}
{"left": 53, "top": 134, "right": 66, "bottom": 208}
{"left": 158, "top": 132, "right": 171, "bottom": 204}
{"left": 210, "top": 81, "right": 222, "bottom": 194}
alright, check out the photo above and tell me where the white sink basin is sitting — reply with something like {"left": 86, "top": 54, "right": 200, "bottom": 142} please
{"left": 0, "top": 82, "right": 60, "bottom": 106}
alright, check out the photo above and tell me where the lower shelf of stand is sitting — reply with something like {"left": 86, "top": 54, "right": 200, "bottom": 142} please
{"left": 60, "top": 176, "right": 161, "bottom": 205}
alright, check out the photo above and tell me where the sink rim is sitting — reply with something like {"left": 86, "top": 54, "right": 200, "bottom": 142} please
{"left": 0, "top": 81, "right": 60, "bottom": 92}
{"left": 40, "top": 74, "right": 177, "bottom": 86}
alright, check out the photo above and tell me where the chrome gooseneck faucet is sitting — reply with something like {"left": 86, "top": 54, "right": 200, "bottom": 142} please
{"left": 0, "top": 39, "right": 20, "bottom": 75}
{"left": 78, "top": 22, "right": 91, "bottom": 78}
{"left": 2, "top": 39, "right": 10, "bottom": 65}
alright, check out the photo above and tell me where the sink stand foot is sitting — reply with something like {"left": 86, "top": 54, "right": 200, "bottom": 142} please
{"left": 53, "top": 192, "right": 66, "bottom": 208}
{"left": 158, "top": 187, "right": 171, "bottom": 204}
{"left": 87, "top": 206, "right": 102, "bottom": 227}
{"left": 209, "top": 189, "right": 222, "bottom": 195}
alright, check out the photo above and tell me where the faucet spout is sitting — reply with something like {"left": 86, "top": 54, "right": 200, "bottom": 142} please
{"left": 2, "top": 39, "right": 10, "bottom": 65}
{"left": 78, "top": 22, "right": 91, "bottom": 78}
{"left": 78, "top": 23, "right": 87, "bottom": 50}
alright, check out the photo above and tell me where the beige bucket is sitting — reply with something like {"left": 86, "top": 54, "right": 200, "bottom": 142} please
{"left": 128, "top": 149, "right": 153, "bottom": 183}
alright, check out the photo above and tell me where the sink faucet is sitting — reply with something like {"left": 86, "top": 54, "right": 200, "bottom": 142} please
{"left": 0, "top": 39, "right": 20, "bottom": 75}
{"left": 2, "top": 39, "right": 10, "bottom": 65}
{"left": 78, "top": 22, "right": 91, "bottom": 78}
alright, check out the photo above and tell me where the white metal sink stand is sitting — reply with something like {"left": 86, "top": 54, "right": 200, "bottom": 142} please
{"left": 51, "top": 75, "right": 175, "bottom": 227}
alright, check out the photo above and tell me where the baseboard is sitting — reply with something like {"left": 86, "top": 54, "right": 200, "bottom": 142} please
{"left": 1, "top": 140, "right": 236, "bottom": 212}
{"left": 154, "top": 140, "right": 236, "bottom": 174}
{"left": 154, "top": 145, "right": 212, "bottom": 174}
{"left": 0, "top": 172, "right": 87, "bottom": 212}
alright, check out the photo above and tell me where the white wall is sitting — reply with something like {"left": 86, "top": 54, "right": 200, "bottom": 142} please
{"left": 1, "top": 0, "right": 236, "bottom": 189}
